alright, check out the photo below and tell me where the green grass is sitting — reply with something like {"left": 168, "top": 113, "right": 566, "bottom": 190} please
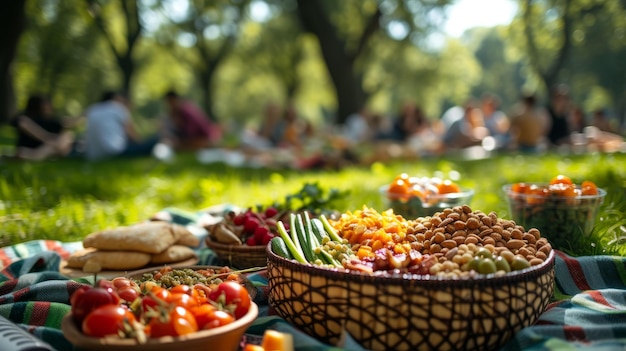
{"left": 1, "top": 151, "right": 625, "bottom": 257}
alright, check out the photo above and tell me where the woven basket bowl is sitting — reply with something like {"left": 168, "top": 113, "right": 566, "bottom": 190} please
{"left": 205, "top": 237, "right": 267, "bottom": 269}
{"left": 62, "top": 302, "right": 258, "bottom": 351}
{"left": 267, "top": 248, "right": 555, "bottom": 351}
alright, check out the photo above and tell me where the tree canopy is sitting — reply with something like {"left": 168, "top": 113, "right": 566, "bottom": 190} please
{"left": 1, "top": 0, "right": 624, "bottom": 132}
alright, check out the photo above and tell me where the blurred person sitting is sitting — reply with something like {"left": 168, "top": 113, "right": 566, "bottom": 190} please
{"left": 240, "top": 101, "right": 282, "bottom": 151}
{"left": 84, "top": 91, "right": 158, "bottom": 161}
{"left": 442, "top": 100, "right": 489, "bottom": 150}
{"left": 569, "top": 106, "right": 587, "bottom": 133}
{"left": 271, "top": 103, "right": 304, "bottom": 149}
{"left": 546, "top": 84, "right": 572, "bottom": 146}
{"left": 342, "top": 107, "right": 375, "bottom": 145}
{"left": 480, "top": 93, "right": 510, "bottom": 150}
{"left": 162, "top": 90, "right": 222, "bottom": 151}
{"left": 509, "top": 93, "right": 549, "bottom": 153}
{"left": 387, "top": 101, "right": 426, "bottom": 142}
{"left": 591, "top": 108, "right": 617, "bottom": 133}
{"left": 10, "top": 94, "right": 75, "bottom": 161}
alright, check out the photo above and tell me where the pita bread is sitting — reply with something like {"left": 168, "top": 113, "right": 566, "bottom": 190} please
{"left": 83, "top": 222, "right": 191, "bottom": 254}
{"left": 151, "top": 245, "right": 197, "bottom": 264}
{"left": 172, "top": 224, "right": 200, "bottom": 247}
{"left": 66, "top": 249, "right": 151, "bottom": 271}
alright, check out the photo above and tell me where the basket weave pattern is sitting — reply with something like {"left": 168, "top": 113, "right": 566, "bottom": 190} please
{"left": 205, "top": 238, "right": 267, "bottom": 269}
{"left": 267, "top": 249, "right": 555, "bottom": 351}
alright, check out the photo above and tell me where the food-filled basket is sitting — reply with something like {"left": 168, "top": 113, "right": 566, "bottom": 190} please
{"left": 205, "top": 237, "right": 267, "bottom": 269}
{"left": 266, "top": 247, "right": 555, "bottom": 351}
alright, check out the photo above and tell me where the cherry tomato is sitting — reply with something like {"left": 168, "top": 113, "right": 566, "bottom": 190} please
{"left": 511, "top": 182, "right": 529, "bottom": 194}
{"left": 202, "top": 309, "right": 235, "bottom": 330}
{"left": 550, "top": 175, "right": 573, "bottom": 185}
{"left": 437, "top": 180, "right": 461, "bottom": 194}
{"left": 388, "top": 179, "right": 409, "bottom": 196}
{"left": 141, "top": 295, "right": 161, "bottom": 314}
{"left": 170, "top": 284, "right": 192, "bottom": 295}
{"left": 148, "top": 306, "right": 198, "bottom": 337}
{"left": 526, "top": 185, "right": 548, "bottom": 205}
{"left": 581, "top": 180, "right": 599, "bottom": 195}
{"left": 71, "top": 287, "right": 121, "bottom": 324}
{"left": 189, "top": 304, "right": 218, "bottom": 329}
{"left": 208, "top": 281, "right": 251, "bottom": 319}
{"left": 147, "top": 286, "right": 171, "bottom": 302}
{"left": 167, "top": 293, "right": 199, "bottom": 309}
{"left": 96, "top": 279, "right": 114, "bottom": 291}
{"left": 82, "top": 304, "right": 136, "bottom": 337}
{"left": 69, "top": 285, "right": 91, "bottom": 306}
{"left": 117, "top": 286, "right": 140, "bottom": 303}
{"left": 111, "top": 277, "right": 133, "bottom": 290}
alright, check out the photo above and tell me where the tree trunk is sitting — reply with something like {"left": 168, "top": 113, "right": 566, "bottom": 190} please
{"left": 87, "top": 0, "right": 141, "bottom": 95}
{"left": 0, "top": 0, "right": 27, "bottom": 124}
{"left": 118, "top": 55, "right": 135, "bottom": 95}
{"left": 523, "top": 0, "right": 573, "bottom": 96}
{"left": 295, "top": 0, "right": 369, "bottom": 125}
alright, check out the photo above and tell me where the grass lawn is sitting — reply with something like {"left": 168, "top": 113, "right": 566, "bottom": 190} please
{"left": 1, "top": 150, "right": 625, "bottom": 257}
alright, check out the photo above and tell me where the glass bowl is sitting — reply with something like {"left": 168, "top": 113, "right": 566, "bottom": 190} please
{"left": 502, "top": 184, "right": 606, "bottom": 250}
{"left": 380, "top": 185, "right": 474, "bottom": 218}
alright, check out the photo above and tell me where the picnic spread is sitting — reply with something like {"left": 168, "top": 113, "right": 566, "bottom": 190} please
{"left": 1, "top": 206, "right": 626, "bottom": 351}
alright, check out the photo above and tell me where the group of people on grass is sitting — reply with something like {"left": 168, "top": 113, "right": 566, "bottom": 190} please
{"left": 9, "top": 90, "right": 222, "bottom": 162}
{"left": 8, "top": 83, "right": 624, "bottom": 165}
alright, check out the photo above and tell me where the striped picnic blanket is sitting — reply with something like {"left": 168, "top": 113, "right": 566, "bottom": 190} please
{"left": 1, "top": 242, "right": 625, "bottom": 351}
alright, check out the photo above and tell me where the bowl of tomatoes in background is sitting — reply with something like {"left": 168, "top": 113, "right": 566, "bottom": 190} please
{"left": 380, "top": 174, "right": 474, "bottom": 218}
{"left": 503, "top": 175, "right": 606, "bottom": 251}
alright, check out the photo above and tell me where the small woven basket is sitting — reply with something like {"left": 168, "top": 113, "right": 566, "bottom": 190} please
{"left": 267, "top": 247, "right": 555, "bottom": 351}
{"left": 205, "top": 237, "right": 267, "bottom": 269}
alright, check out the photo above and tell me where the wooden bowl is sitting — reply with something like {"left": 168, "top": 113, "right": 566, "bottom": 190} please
{"left": 267, "top": 246, "right": 555, "bottom": 351}
{"left": 61, "top": 302, "right": 258, "bottom": 351}
{"left": 205, "top": 237, "right": 267, "bottom": 269}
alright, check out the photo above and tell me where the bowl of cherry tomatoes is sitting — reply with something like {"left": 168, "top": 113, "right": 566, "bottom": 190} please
{"left": 503, "top": 175, "right": 606, "bottom": 250}
{"left": 62, "top": 266, "right": 258, "bottom": 351}
{"left": 380, "top": 174, "right": 474, "bottom": 218}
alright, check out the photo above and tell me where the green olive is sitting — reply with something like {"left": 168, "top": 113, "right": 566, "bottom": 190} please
{"left": 478, "top": 258, "right": 497, "bottom": 275}
{"left": 494, "top": 256, "right": 511, "bottom": 273}
{"left": 511, "top": 256, "right": 531, "bottom": 271}
{"left": 467, "top": 256, "right": 482, "bottom": 271}
{"left": 475, "top": 247, "right": 493, "bottom": 260}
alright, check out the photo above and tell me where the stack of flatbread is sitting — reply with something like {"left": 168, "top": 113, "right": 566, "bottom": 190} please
{"left": 66, "top": 221, "right": 200, "bottom": 273}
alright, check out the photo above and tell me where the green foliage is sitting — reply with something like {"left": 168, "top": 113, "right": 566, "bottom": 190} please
{"left": 1, "top": 152, "right": 625, "bottom": 258}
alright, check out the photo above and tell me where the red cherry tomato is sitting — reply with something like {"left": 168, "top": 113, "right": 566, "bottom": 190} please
{"left": 82, "top": 304, "right": 136, "bottom": 337}
{"left": 141, "top": 294, "right": 161, "bottom": 314}
{"left": 189, "top": 304, "right": 218, "bottom": 329}
{"left": 148, "top": 306, "right": 198, "bottom": 337}
{"left": 202, "top": 309, "right": 235, "bottom": 330}
{"left": 111, "top": 277, "right": 133, "bottom": 290}
{"left": 69, "top": 285, "right": 91, "bottom": 306}
{"left": 147, "top": 286, "right": 171, "bottom": 302}
{"left": 71, "top": 287, "right": 121, "bottom": 324}
{"left": 208, "top": 281, "right": 251, "bottom": 319}
{"left": 167, "top": 293, "right": 199, "bottom": 309}
{"left": 170, "top": 284, "right": 192, "bottom": 295}
{"left": 117, "top": 286, "right": 140, "bottom": 303}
